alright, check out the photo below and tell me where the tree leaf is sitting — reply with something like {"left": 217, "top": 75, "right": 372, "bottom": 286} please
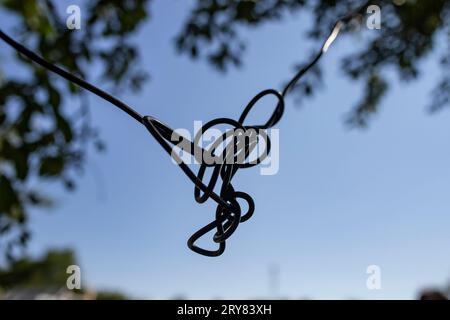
{"left": 38, "top": 156, "right": 64, "bottom": 177}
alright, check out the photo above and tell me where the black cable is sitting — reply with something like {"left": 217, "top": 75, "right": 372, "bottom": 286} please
{"left": 0, "top": 15, "right": 354, "bottom": 257}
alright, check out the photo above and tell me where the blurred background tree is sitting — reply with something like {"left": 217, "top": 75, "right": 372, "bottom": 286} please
{"left": 0, "top": 0, "right": 149, "bottom": 260}
{"left": 176, "top": 0, "right": 450, "bottom": 125}
{"left": 0, "top": 248, "right": 128, "bottom": 299}
{"left": 0, "top": 248, "right": 77, "bottom": 289}
{"left": 1, "top": 0, "right": 450, "bottom": 260}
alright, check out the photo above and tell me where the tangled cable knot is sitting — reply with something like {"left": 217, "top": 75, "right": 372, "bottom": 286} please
{"left": 143, "top": 89, "right": 284, "bottom": 256}
{"left": 142, "top": 16, "right": 358, "bottom": 256}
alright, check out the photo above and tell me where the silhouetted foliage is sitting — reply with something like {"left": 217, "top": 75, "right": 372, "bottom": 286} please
{"left": 0, "top": 248, "right": 77, "bottom": 289}
{"left": 419, "top": 289, "right": 448, "bottom": 300}
{"left": 176, "top": 0, "right": 450, "bottom": 125}
{"left": 95, "top": 290, "right": 128, "bottom": 300}
{"left": 0, "top": 248, "right": 129, "bottom": 299}
{"left": 0, "top": 0, "right": 149, "bottom": 260}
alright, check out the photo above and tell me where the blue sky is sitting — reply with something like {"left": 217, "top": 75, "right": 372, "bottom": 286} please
{"left": 2, "top": 1, "right": 450, "bottom": 299}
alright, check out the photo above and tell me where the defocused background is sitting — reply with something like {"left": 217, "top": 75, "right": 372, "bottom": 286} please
{"left": 0, "top": 0, "right": 450, "bottom": 299}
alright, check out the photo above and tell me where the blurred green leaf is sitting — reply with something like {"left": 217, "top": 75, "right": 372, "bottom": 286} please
{"left": 0, "top": 176, "right": 17, "bottom": 213}
{"left": 38, "top": 156, "right": 64, "bottom": 177}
